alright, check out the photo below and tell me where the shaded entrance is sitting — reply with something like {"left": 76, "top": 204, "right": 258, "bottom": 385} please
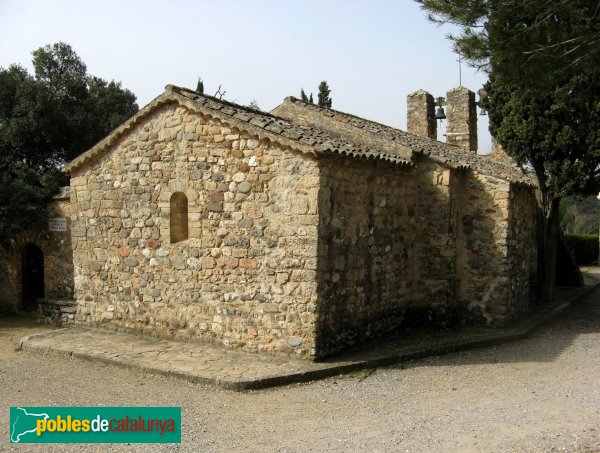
{"left": 22, "top": 243, "right": 44, "bottom": 311}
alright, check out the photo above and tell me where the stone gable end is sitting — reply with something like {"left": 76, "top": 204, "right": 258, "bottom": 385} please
{"left": 70, "top": 102, "right": 321, "bottom": 356}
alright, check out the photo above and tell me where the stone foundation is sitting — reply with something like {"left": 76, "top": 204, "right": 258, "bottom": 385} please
{"left": 38, "top": 299, "right": 77, "bottom": 325}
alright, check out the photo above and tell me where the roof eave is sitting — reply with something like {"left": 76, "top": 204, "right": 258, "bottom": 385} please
{"left": 64, "top": 92, "right": 174, "bottom": 174}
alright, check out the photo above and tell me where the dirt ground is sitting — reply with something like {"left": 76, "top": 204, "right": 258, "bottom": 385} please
{"left": 0, "top": 318, "right": 56, "bottom": 360}
{"left": 1, "top": 291, "right": 600, "bottom": 452}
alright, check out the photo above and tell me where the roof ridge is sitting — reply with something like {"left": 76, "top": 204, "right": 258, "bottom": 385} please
{"left": 284, "top": 95, "right": 416, "bottom": 138}
{"left": 64, "top": 85, "right": 413, "bottom": 173}
{"left": 277, "top": 96, "right": 534, "bottom": 185}
{"left": 167, "top": 85, "right": 280, "bottom": 120}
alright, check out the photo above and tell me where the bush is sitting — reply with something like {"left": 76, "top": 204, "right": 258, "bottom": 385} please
{"left": 562, "top": 233, "right": 599, "bottom": 265}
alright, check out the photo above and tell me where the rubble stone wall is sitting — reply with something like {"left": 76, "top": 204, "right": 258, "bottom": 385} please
{"left": 70, "top": 103, "right": 320, "bottom": 357}
{"left": 407, "top": 90, "right": 437, "bottom": 140}
{"left": 455, "top": 172, "right": 515, "bottom": 323}
{"left": 45, "top": 196, "right": 75, "bottom": 303}
{"left": 446, "top": 86, "right": 478, "bottom": 152}
{"left": 314, "top": 154, "right": 465, "bottom": 356}
{"left": 0, "top": 191, "right": 74, "bottom": 320}
{"left": 507, "top": 184, "right": 538, "bottom": 317}
{"left": 315, "top": 155, "right": 417, "bottom": 356}
{"left": 412, "top": 157, "right": 459, "bottom": 319}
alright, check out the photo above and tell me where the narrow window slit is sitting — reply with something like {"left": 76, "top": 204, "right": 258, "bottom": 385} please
{"left": 170, "top": 192, "right": 188, "bottom": 243}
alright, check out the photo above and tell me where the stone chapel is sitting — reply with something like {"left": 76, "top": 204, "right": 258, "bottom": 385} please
{"left": 1, "top": 84, "right": 538, "bottom": 359}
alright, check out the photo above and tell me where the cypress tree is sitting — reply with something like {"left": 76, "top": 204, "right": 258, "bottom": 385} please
{"left": 317, "top": 81, "right": 332, "bottom": 108}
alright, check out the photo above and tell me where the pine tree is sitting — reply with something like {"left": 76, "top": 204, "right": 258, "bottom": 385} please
{"left": 419, "top": 0, "right": 600, "bottom": 303}
{"left": 317, "top": 81, "right": 332, "bottom": 108}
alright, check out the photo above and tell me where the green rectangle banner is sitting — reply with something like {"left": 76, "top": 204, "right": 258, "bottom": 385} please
{"left": 10, "top": 406, "right": 181, "bottom": 443}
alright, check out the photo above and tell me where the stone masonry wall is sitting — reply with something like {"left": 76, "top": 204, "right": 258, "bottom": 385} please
{"left": 446, "top": 86, "right": 478, "bottom": 152}
{"left": 507, "top": 184, "right": 538, "bottom": 317}
{"left": 314, "top": 153, "right": 464, "bottom": 356}
{"left": 45, "top": 194, "right": 75, "bottom": 303}
{"left": 455, "top": 171, "right": 515, "bottom": 324}
{"left": 70, "top": 103, "right": 320, "bottom": 357}
{"left": 0, "top": 190, "right": 74, "bottom": 318}
{"left": 491, "top": 136, "right": 510, "bottom": 159}
{"left": 271, "top": 97, "right": 461, "bottom": 318}
{"left": 407, "top": 90, "right": 436, "bottom": 140}
{"left": 315, "top": 155, "right": 417, "bottom": 356}
{"left": 411, "top": 156, "right": 459, "bottom": 321}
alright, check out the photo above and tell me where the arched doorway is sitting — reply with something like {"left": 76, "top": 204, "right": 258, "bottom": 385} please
{"left": 22, "top": 243, "right": 44, "bottom": 311}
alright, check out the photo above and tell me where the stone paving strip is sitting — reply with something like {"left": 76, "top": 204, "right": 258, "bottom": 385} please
{"left": 20, "top": 274, "right": 600, "bottom": 391}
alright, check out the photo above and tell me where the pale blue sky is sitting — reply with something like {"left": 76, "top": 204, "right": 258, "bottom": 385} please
{"left": 0, "top": 0, "right": 491, "bottom": 152}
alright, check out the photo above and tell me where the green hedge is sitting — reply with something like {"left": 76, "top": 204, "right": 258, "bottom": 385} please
{"left": 562, "top": 234, "right": 599, "bottom": 265}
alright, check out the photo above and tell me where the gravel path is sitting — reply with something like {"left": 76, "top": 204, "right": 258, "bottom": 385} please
{"left": 1, "top": 290, "right": 600, "bottom": 453}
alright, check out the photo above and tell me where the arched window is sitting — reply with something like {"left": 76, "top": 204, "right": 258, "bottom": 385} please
{"left": 170, "top": 192, "right": 188, "bottom": 243}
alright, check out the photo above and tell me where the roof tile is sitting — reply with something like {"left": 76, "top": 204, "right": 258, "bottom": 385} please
{"left": 64, "top": 85, "right": 527, "bottom": 185}
{"left": 274, "top": 96, "right": 533, "bottom": 185}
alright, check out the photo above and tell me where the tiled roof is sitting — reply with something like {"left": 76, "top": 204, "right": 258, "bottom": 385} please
{"left": 64, "top": 85, "right": 411, "bottom": 173}
{"left": 273, "top": 97, "right": 534, "bottom": 185}
{"left": 65, "top": 85, "right": 534, "bottom": 186}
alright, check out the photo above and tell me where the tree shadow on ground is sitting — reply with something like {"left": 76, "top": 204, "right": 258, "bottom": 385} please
{"left": 324, "top": 269, "right": 600, "bottom": 369}
{"left": 379, "top": 283, "right": 600, "bottom": 370}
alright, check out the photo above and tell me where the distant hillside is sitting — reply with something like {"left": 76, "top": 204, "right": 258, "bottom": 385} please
{"left": 560, "top": 195, "right": 600, "bottom": 234}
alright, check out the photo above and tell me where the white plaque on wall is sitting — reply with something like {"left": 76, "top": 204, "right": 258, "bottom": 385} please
{"left": 49, "top": 217, "right": 67, "bottom": 232}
